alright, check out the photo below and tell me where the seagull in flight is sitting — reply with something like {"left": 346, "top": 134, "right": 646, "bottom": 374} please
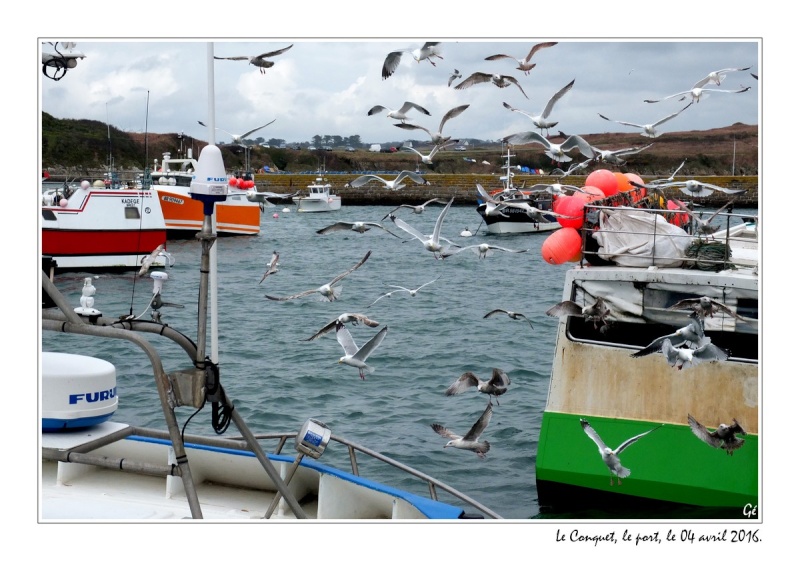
{"left": 213, "top": 44, "right": 293, "bottom": 74}
{"left": 546, "top": 297, "right": 611, "bottom": 330}
{"left": 349, "top": 170, "right": 426, "bottom": 191}
{"left": 265, "top": 251, "right": 371, "bottom": 302}
{"left": 504, "top": 130, "right": 595, "bottom": 163}
{"left": 660, "top": 338, "right": 731, "bottom": 370}
{"left": 590, "top": 143, "right": 654, "bottom": 165}
{"left": 367, "top": 276, "right": 440, "bottom": 307}
{"left": 483, "top": 309, "right": 535, "bottom": 331}
{"left": 580, "top": 418, "right": 663, "bottom": 485}
{"left": 629, "top": 312, "right": 707, "bottom": 358}
{"left": 645, "top": 85, "right": 751, "bottom": 104}
{"left": 446, "top": 368, "right": 511, "bottom": 406}
{"left": 484, "top": 41, "right": 558, "bottom": 75}
{"left": 394, "top": 104, "right": 470, "bottom": 145}
{"left": 381, "top": 198, "right": 450, "bottom": 220}
{"left": 198, "top": 119, "right": 276, "bottom": 145}
{"left": 336, "top": 323, "right": 388, "bottom": 380}
{"left": 382, "top": 42, "right": 443, "bottom": 79}
{"left": 441, "top": 242, "right": 529, "bottom": 260}
{"left": 316, "top": 221, "right": 402, "bottom": 238}
{"left": 388, "top": 197, "right": 456, "bottom": 258}
{"left": 598, "top": 103, "right": 691, "bottom": 138}
{"left": 431, "top": 402, "right": 493, "bottom": 459}
{"left": 367, "top": 101, "right": 431, "bottom": 123}
{"left": 302, "top": 312, "right": 380, "bottom": 342}
{"left": 687, "top": 414, "right": 747, "bottom": 456}
{"left": 454, "top": 72, "right": 529, "bottom": 99}
{"left": 692, "top": 66, "right": 752, "bottom": 88}
{"left": 648, "top": 159, "right": 687, "bottom": 186}
{"left": 259, "top": 250, "right": 279, "bottom": 284}
{"left": 447, "top": 69, "right": 462, "bottom": 87}
{"left": 656, "top": 179, "right": 746, "bottom": 198}
{"left": 668, "top": 295, "right": 751, "bottom": 322}
{"left": 400, "top": 143, "right": 455, "bottom": 166}
{"left": 669, "top": 199, "right": 734, "bottom": 235}
{"left": 502, "top": 78, "right": 575, "bottom": 136}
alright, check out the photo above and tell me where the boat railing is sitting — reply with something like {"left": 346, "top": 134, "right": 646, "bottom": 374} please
{"left": 41, "top": 272, "right": 500, "bottom": 520}
{"left": 577, "top": 202, "right": 758, "bottom": 271}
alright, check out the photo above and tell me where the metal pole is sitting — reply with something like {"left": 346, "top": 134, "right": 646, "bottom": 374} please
{"left": 263, "top": 454, "right": 304, "bottom": 518}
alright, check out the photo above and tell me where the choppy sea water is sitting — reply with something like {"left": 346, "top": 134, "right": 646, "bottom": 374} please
{"left": 41, "top": 202, "right": 757, "bottom": 520}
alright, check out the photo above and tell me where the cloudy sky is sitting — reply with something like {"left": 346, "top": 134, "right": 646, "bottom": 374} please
{"left": 40, "top": 39, "right": 759, "bottom": 148}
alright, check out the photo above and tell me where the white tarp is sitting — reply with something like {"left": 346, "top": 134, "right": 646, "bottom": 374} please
{"left": 591, "top": 207, "right": 693, "bottom": 267}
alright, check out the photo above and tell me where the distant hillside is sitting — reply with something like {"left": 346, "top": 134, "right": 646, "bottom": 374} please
{"left": 41, "top": 112, "right": 758, "bottom": 178}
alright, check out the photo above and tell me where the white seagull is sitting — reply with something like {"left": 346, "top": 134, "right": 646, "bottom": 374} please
{"left": 669, "top": 199, "right": 734, "bottom": 235}
{"left": 598, "top": 102, "right": 691, "bottom": 138}
{"left": 445, "top": 368, "right": 511, "bottom": 406}
{"left": 668, "top": 295, "right": 751, "bottom": 322}
{"left": 394, "top": 104, "right": 470, "bottom": 145}
{"left": 656, "top": 179, "right": 746, "bottom": 198}
{"left": 336, "top": 323, "right": 388, "bottom": 380}
{"left": 349, "top": 170, "right": 426, "bottom": 191}
{"left": 303, "top": 312, "right": 380, "bottom": 342}
{"left": 580, "top": 418, "right": 663, "bottom": 485}
{"left": 316, "top": 221, "right": 402, "bottom": 238}
{"left": 484, "top": 41, "right": 558, "bottom": 75}
{"left": 692, "top": 66, "right": 752, "bottom": 89}
{"left": 483, "top": 309, "right": 535, "bottom": 331}
{"left": 381, "top": 198, "right": 450, "bottom": 221}
{"left": 546, "top": 296, "right": 611, "bottom": 330}
{"left": 447, "top": 69, "right": 462, "bottom": 87}
{"left": 431, "top": 402, "right": 493, "bottom": 459}
{"left": 367, "top": 276, "right": 440, "bottom": 308}
{"left": 213, "top": 44, "right": 293, "bottom": 73}
{"left": 259, "top": 250, "right": 279, "bottom": 284}
{"left": 502, "top": 78, "right": 575, "bottom": 136}
{"left": 264, "top": 251, "right": 371, "bottom": 302}
{"left": 645, "top": 85, "right": 751, "bottom": 104}
{"left": 388, "top": 197, "right": 456, "bottom": 258}
{"left": 648, "top": 159, "right": 686, "bottom": 185}
{"left": 454, "top": 72, "right": 529, "bottom": 99}
{"left": 687, "top": 414, "right": 747, "bottom": 456}
{"left": 504, "top": 130, "right": 595, "bottom": 163}
{"left": 590, "top": 143, "right": 654, "bottom": 165}
{"left": 198, "top": 119, "right": 276, "bottom": 146}
{"left": 441, "top": 242, "right": 529, "bottom": 260}
{"left": 400, "top": 142, "right": 455, "bottom": 166}
{"left": 382, "top": 42, "right": 443, "bottom": 79}
{"left": 367, "top": 101, "right": 431, "bottom": 123}
{"left": 660, "top": 338, "right": 731, "bottom": 370}
{"left": 630, "top": 312, "right": 707, "bottom": 358}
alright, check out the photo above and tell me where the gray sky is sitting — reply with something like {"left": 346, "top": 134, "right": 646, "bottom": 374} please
{"left": 40, "top": 39, "right": 758, "bottom": 148}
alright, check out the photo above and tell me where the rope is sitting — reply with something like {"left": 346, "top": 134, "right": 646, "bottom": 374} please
{"left": 685, "top": 238, "right": 733, "bottom": 271}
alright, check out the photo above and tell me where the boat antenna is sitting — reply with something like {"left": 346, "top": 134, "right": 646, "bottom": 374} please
{"left": 143, "top": 90, "right": 151, "bottom": 187}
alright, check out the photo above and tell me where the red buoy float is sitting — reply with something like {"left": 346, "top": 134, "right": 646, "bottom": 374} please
{"left": 542, "top": 227, "right": 583, "bottom": 265}
{"left": 585, "top": 169, "right": 619, "bottom": 197}
{"left": 556, "top": 195, "right": 586, "bottom": 229}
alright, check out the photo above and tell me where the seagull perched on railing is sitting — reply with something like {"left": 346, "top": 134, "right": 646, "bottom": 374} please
{"left": 502, "top": 79, "right": 574, "bottom": 136}
{"left": 484, "top": 41, "right": 558, "bottom": 75}
{"left": 213, "top": 44, "right": 293, "bottom": 74}
{"left": 394, "top": 104, "right": 470, "bottom": 145}
{"left": 382, "top": 42, "right": 443, "bottom": 79}
{"left": 350, "top": 170, "right": 426, "bottom": 191}
{"left": 598, "top": 103, "right": 691, "bottom": 138}
{"left": 198, "top": 119, "right": 276, "bottom": 146}
{"left": 367, "top": 101, "right": 430, "bottom": 123}
{"left": 504, "top": 130, "right": 595, "bottom": 163}
{"left": 454, "top": 72, "right": 529, "bottom": 99}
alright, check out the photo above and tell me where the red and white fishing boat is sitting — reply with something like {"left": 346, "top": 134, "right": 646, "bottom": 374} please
{"left": 41, "top": 180, "right": 168, "bottom": 271}
{"left": 151, "top": 151, "right": 261, "bottom": 237}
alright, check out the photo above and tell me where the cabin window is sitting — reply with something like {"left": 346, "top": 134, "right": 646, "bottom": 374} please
{"left": 125, "top": 207, "right": 141, "bottom": 219}
{"left": 563, "top": 281, "right": 758, "bottom": 362}
{"left": 42, "top": 210, "right": 56, "bottom": 221}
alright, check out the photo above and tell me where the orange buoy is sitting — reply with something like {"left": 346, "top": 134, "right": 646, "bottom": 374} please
{"left": 624, "top": 172, "right": 646, "bottom": 201}
{"left": 614, "top": 172, "right": 633, "bottom": 193}
{"left": 542, "top": 227, "right": 583, "bottom": 265}
{"left": 585, "top": 169, "right": 618, "bottom": 197}
{"left": 556, "top": 195, "right": 586, "bottom": 229}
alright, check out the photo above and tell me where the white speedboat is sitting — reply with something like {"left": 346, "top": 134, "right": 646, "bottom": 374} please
{"left": 293, "top": 175, "right": 342, "bottom": 213}
{"left": 41, "top": 180, "right": 168, "bottom": 271}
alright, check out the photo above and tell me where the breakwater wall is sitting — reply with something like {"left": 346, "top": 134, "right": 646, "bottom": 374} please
{"left": 255, "top": 173, "right": 759, "bottom": 208}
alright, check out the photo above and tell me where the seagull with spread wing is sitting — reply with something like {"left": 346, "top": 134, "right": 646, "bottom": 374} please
{"left": 259, "top": 251, "right": 279, "bottom": 284}
{"left": 447, "top": 69, "right": 462, "bottom": 87}
{"left": 213, "top": 44, "right": 293, "bottom": 74}
{"left": 367, "top": 101, "right": 430, "bottom": 123}
{"left": 381, "top": 198, "right": 450, "bottom": 220}
{"left": 669, "top": 199, "right": 735, "bottom": 235}
{"left": 388, "top": 198, "right": 456, "bottom": 258}
{"left": 580, "top": 418, "right": 663, "bottom": 485}
{"left": 502, "top": 78, "right": 574, "bottom": 136}
{"left": 668, "top": 295, "right": 751, "bottom": 322}
{"left": 336, "top": 323, "right": 388, "bottom": 380}
{"left": 483, "top": 309, "right": 535, "bottom": 331}
{"left": 546, "top": 296, "right": 611, "bottom": 330}
{"left": 302, "top": 312, "right": 380, "bottom": 342}
{"left": 454, "top": 72, "right": 529, "bottom": 99}
{"left": 590, "top": 143, "right": 654, "bottom": 165}
{"left": 349, "top": 170, "right": 426, "bottom": 191}
{"left": 264, "top": 251, "right": 371, "bottom": 302}
{"left": 198, "top": 119, "right": 276, "bottom": 146}
{"left": 445, "top": 368, "right": 511, "bottom": 406}
{"left": 661, "top": 338, "right": 731, "bottom": 370}
{"left": 367, "top": 276, "right": 440, "bottom": 307}
{"left": 645, "top": 85, "right": 751, "bottom": 104}
{"left": 441, "top": 242, "right": 529, "bottom": 260}
{"left": 598, "top": 102, "right": 691, "bottom": 138}
{"left": 656, "top": 179, "right": 746, "bottom": 198}
{"left": 394, "top": 104, "right": 470, "bottom": 145}
{"left": 399, "top": 143, "right": 454, "bottom": 166}
{"left": 382, "top": 42, "right": 442, "bottom": 79}
{"left": 504, "top": 130, "right": 595, "bottom": 163}
{"left": 630, "top": 312, "right": 707, "bottom": 358}
{"left": 431, "top": 402, "right": 493, "bottom": 459}
{"left": 316, "top": 221, "right": 402, "bottom": 238}
{"left": 687, "top": 414, "right": 747, "bottom": 456}
{"left": 692, "top": 66, "right": 752, "bottom": 88}
{"left": 484, "top": 41, "right": 558, "bottom": 75}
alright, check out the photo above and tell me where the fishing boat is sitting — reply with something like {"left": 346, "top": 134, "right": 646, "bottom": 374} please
{"left": 41, "top": 180, "right": 168, "bottom": 271}
{"left": 151, "top": 151, "right": 261, "bottom": 237}
{"left": 476, "top": 149, "right": 560, "bottom": 234}
{"left": 40, "top": 144, "right": 499, "bottom": 521}
{"left": 535, "top": 191, "right": 759, "bottom": 516}
{"left": 293, "top": 172, "right": 342, "bottom": 213}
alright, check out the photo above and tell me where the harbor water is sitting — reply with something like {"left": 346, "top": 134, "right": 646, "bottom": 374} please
{"left": 41, "top": 202, "right": 757, "bottom": 520}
